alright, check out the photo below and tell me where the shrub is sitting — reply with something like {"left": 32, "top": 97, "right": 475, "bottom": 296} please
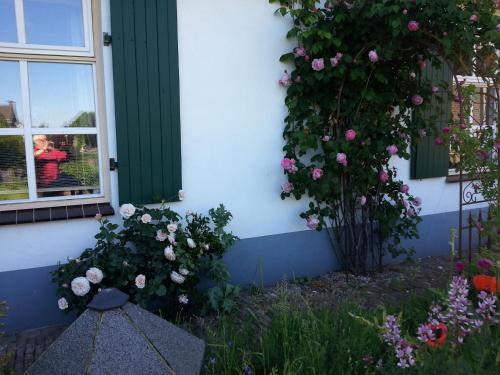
{"left": 0, "top": 301, "right": 10, "bottom": 375}
{"left": 53, "top": 203, "right": 238, "bottom": 316}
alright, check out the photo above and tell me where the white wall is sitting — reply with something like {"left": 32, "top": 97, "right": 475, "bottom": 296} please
{"left": 0, "top": 0, "right": 463, "bottom": 273}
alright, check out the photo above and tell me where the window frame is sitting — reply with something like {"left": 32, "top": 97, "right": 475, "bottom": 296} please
{"left": 0, "top": 0, "right": 94, "bottom": 57}
{"left": 0, "top": 0, "right": 110, "bottom": 211}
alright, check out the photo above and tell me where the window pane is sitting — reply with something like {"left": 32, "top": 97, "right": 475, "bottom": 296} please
{"left": 29, "top": 62, "right": 96, "bottom": 128}
{"left": 0, "top": 136, "right": 28, "bottom": 201}
{"left": 33, "top": 134, "right": 100, "bottom": 197}
{"left": 0, "top": 60, "right": 23, "bottom": 128}
{"left": 0, "top": 0, "right": 17, "bottom": 43}
{"left": 24, "top": 0, "right": 85, "bottom": 47}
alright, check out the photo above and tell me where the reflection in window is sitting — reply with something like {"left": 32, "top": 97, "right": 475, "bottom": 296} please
{"left": 24, "top": 0, "right": 85, "bottom": 47}
{"left": 29, "top": 62, "right": 95, "bottom": 128}
{"left": 0, "top": 0, "right": 17, "bottom": 43}
{"left": 0, "top": 61, "right": 23, "bottom": 128}
{"left": 33, "top": 134, "right": 99, "bottom": 197}
{"left": 0, "top": 136, "right": 28, "bottom": 201}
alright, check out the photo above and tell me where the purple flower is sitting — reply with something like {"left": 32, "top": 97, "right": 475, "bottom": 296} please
{"left": 476, "top": 291, "right": 498, "bottom": 323}
{"left": 381, "top": 315, "right": 415, "bottom": 368}
{"left": 311, "top": 58, "right": 325, "bottom": 71}
{"left": 434, "top": 137, "right": 444, "bottom": 145}
{"left": 442, "top": 276, "right": 474, "bottom": 343}
{"left": 330, "top": 57, "right": 339, "bottom": 68}
{"left": 278, "top": 71, "right": 292, "bottom": 87}
{"left": 335, "top": 52, "right": 343, "bottom": 61}
{"left": 477, "top": 258, "right": 493, "bottom": 271}
{"left": 455, "top": 261, "right": 465, "bottom": 273}
{"left": 281, "top": 182, "right": 294, "bottom": 193}
{"left": 411, "top": 95, "right": 424, "bottom": 106}
{"left": 368, "top": 50, "right": 379, "bottom": 63}
{"left": 386, "top": 144, "right": 398, "bottom": 156}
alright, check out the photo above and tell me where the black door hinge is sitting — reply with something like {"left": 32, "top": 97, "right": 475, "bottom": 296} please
{"left": 110, "top": 158, "right": 118, "bottom": 170}
{"left": 103, "top": 32, "right": 112, "bottom": 46}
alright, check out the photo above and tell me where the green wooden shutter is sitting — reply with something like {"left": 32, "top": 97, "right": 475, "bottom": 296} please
{"left": 111, "top": 0, "right": 181, "bottom": 205}
{"left": 410, "top": 62, "right": 452, "bottom": 179}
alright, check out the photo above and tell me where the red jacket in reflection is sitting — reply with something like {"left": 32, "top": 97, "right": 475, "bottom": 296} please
{"left": 34, "top": 147, "right": 68, "bottom": 187}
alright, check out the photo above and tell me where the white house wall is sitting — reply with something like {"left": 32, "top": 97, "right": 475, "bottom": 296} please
{"left": 1, "top": 0, "right": 464, "bottom": 274}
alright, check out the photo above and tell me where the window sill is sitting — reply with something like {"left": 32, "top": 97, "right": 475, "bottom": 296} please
{"left": 0, "top": 203, "right": 114, "bottom": 226}
{"left": 446, "top": 174, "right": 475, "bottom": 183}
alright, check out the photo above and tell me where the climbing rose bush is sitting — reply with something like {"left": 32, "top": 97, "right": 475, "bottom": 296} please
{"left": 271, "top": 0, "right": 498, "bottom": 273}
{"left": 53, "top": 203, "right": 238, "bottom": 315}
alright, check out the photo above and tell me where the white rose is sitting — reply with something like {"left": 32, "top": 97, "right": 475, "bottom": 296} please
{"left": 167, "top": 223, "right": 178, "bottom": 233}
{"left": 71, "top": 277, "right": 90, "bottom": 296}
{"left": 141, "top": 213, "right": 152, "bottom": 224}
{"left": 170, "top": 271, "right": 185, "bottom": 284}
{"left": 178, "top": 294, "right": 189, "bottom": 305}
{"left": 120, "top": 203, "right": 136, "bottom": 219}
{"left": 57, "top": 297, "right": 68, "bottom": 310}
{"left": 156, "top": 230, "right": 168, "bottom": 242}
{"left": 135, "top": 274, "right": 146, "bottom": 289}
{"left": 203, "top": 243, "right": 210, "bottom": 251}
{"left": 164, "top": 246, "right": 176, "bottom": 261}
{"left": 85, "top": 267, "right": 104, "bottom": 284}
{"left": 179, "top": 268, "right": 189, "bottom": 276}
{"left": 187, "top": 238, "right": 196, "bottom": 249}
{"left": 178, "top": 190, "right": 186, "bottom": 201}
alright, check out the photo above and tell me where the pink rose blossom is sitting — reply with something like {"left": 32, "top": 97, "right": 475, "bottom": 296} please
{"left": 368, "top": 50, "right": 379, "bottom": 63}
{"left": 402, "top": 9, "right": 408, "bottom": 15}
{"left": 306, "top": 216, "right": 320, "bottom": 230}
{"left": 330, "top": 57, "right": 339, "bottom": 68}
{"left": 460, "top": 123, "right": 468, "bottom": 129}
{"left": 336, "top": 153, "right": 348, "bottom": 166}
{"left": 408, "top": 20, "right": 419, "bottom": 32}
{"left": 281, "top": 158, "right": 298, "bottom": 174}
{"left": 294, "top": 46, "right": 306, "bottom": 57}
{"left": 345, "top": 129, "right": 356, "bottom": 141}
{"left": 434, "top": 137, "right": 444, "bottom": 145}
{"left": 442, "top": 127, "right": 450, "bottom": 134}
{"left": 400, "top": 184, "right": 410, "bottom": 194}
{"left": 360, "top": 196, "right": 367, "bottom": 206}
{"left": 278, "top": 71, "right": 292, "bottom": 87}
{"left": 322, "top": 135, "right": 331, "bottom": 142}
{"left": 386, "top": 145, "right": 398, "bottom": 156}
{"left": 282, "top": 181, "right": 294, "bottom": 193}
{"left": 311, "top": 58, "right": 325, "bottom": 71}
{"left": 455, "top": 261, "right": 465, "bottom": 273}
{"left": 412, "top": 95, "right": 423, "bottom": 106}
{"left": 470, "top": 14, "right": 478, "bottom": 23}
{"left": 442, "top": 31, "right": 448, "bottom": 37}
{"left": 432, "top": 86, "right": 439, "bottom": 94}
{"left": 477, "top": 257, "right": 493, "bottom": 270}
{"left": 413, "top": 197, "right": 422, "bottom": 206}
{"left": 379, "top": 170, "right": 389, "bottom": 183}
{"left": 312, "top": 168, "right": 324, "bottom": 180}
{"left": 335, "top": 52, "right": 343, "bottom": 61}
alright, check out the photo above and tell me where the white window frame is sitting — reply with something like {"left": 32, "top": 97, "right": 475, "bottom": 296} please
{"left": 0, "top": 0, "right": 94, "bottom": 57}
{"left": 0, "top": 0, "right": 110, "bottom": 211}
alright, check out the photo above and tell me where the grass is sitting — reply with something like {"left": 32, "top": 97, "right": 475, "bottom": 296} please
{"left": 201, "top": 285, "right": 499, "bottom": 375}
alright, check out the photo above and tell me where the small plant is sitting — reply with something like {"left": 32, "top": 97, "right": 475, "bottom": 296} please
{"left": 53, "top": 203, "right": 238, "bottom": 316}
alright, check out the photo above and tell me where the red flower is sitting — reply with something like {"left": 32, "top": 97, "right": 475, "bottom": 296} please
{"left": 472, "top": 275, "right": 499, "bottom": 294}
{"left": 425, "top": 323, "right": 448, "bottom": 348}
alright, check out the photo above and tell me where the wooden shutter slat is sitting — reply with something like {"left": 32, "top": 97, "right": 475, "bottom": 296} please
{"left": 111, "top": 0, "right": 182, "bottom": 205}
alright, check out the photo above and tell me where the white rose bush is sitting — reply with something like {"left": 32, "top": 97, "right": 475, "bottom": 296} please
{"left": 53, "top": 203, "right": 238, "bottom": 316}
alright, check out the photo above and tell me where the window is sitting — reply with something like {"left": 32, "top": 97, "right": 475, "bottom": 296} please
{"left": 0, "top": 0, "right": 109, "bottom": 210}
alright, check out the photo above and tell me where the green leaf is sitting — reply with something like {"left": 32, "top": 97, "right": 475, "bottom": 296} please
{"left": 279, "top": 52, "right": 295, "bottom": 63}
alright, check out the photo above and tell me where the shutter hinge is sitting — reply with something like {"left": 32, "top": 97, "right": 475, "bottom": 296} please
{"left": 110, "top": 158, "right": 118, "bottom": 171}
{"left": 103, "top": 32, "right": 112, "bottom": 46}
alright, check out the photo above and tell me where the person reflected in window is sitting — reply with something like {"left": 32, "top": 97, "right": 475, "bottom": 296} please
{"left": 33, "top": 135, "right": 73, "bottom": 196}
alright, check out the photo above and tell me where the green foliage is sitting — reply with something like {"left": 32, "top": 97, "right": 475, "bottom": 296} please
{"left": 203, "top": 287, "right": 499, "bottom": 374}
{"left": 0, "top": 301, "right": 11, "bottom": 375}
{"left": 269, "top": 0, "right": 498, "bottom": 273}
{"left": 52, "top": 204, "right": 238, "bottom": 316}
{"left": 207, "top": 284, "right": 241, "bottom": 314}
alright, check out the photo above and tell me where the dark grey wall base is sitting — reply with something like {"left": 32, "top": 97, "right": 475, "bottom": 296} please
{"left": 0, "top": 209, "right": 463, "bottom": 333}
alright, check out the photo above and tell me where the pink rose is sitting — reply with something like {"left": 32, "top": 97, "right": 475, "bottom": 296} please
{"left": 455, "top": 261, "right": 465, "bottom": 273}
{"left": 335, "top": 52, "right": 343, "bottom": 61}
{"left": 336, "top": 153, "right": 348, "bottom": 166}
{"left": 282, "top": 182, "right": 294, "bottom": 193}
{"left": 408, "top": 20, "right": 419, "bottom": 32}
{"left": 345, "top": 129, "right": 356, "bottom": 141}
{"left": 442, "top": 31, "right": 448, "bottom": 37}
{"left": 400, "top": 184, "right": 410, "bottom": 194}
{"left": 386, "top": 145, "right": 398, "bottom": 156}
{"left": 470, "top": 14, "right": 478, "bottom": 23}
{"left": 368, "top": 50, "right": 378, "bottom": 63}
{"left": 432, "top": 86, "right": 439, "bottom": 95}
{"left": 330, "top": 57, "right": 339, "bottom": 68}
{"left": 407, "top": 207, "right": 417, "bottom": 217}
{"left": 295, "top": 75, "right": 302, "bottom": 83}
{"left": 294, "top": 46, "right": 306, "bottom": 57}
{"left": 419, "top": 60, "right": 427, "bottom": 71}
{"left": 402, "top": 9, "right": 408, "bottom": 15}
{"left": 278, "top": 71, "right": 292, "bottom": 87}
{"left": 460, "top": 123, "right": 468, "bottom": 129}
{"left": 379, "top": 170, "right": 389, "bottom": 183}
{"left": 360, "top": 196, "right": 367, "bottom": 206}
{"left": 411, "top": 94, "right": 423, "bottom": 106}
{"left": 434, "top": 137, "right": 444, "bottom": 145}
{"left": 413, "top": 197, "right": 422, "bottom": 206}
{"left": 311, "top": 58, "right": 325, "bottom": 71}
{"left": 306, "top": 216, "right": 320, "bottom": 230}
{"left": 312, "top": 168, "right": 324, "bottom": 180}
{"left": 281, "top": 158, "right": 298, "bottom": 173}
{"left": 442, "top": 127, "right": 450, "bottom": 134}
{"left": 322, "top": 135, "right": 331, "bottom": 142}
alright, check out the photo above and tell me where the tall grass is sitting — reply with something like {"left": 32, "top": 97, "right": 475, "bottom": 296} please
{"left": 202, "top": 288, "right": 499, "bottom": 375}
